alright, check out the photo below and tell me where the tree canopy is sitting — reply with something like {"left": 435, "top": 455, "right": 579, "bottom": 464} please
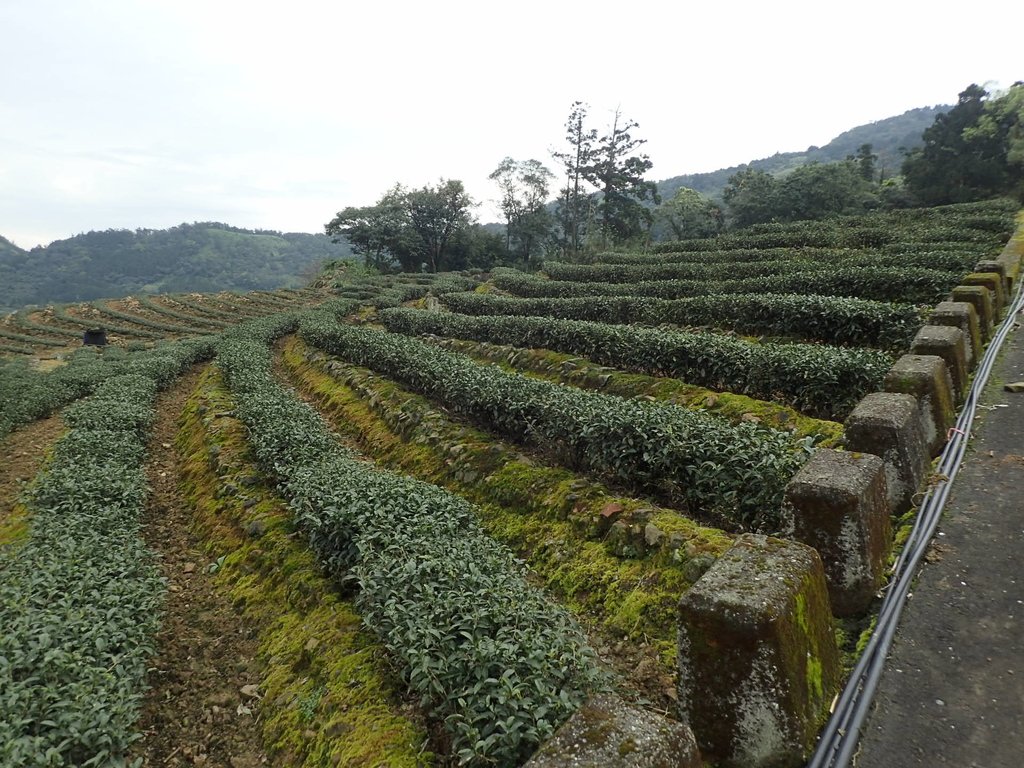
{"left": 722, "top": 159, "right": 879, "bottom": 227}
{"left": 903, "top": 83, "right": 1024, "bottom": 204}
{"left": 652, "top": 187, "right": 723, "bottom": 240}
{"left": 551, "top": 103, "right": 657, "bottom": 254}
{"left": 325, "top": 180, "right": 499, "bottom": 272}
{"left": 488, "top": 157, "right": 555, "bottom": 266}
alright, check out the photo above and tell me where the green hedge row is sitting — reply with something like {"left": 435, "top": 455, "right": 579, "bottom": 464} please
{"left": 301, "top": 317, "right": 809, "bottom": 527}
{"left": 650, "top": 198, "right": 1017, "bottom": 253}
{"left": 0, "top": 341, "right": 34, "bottom": 354}
{"left": 0, "top": 338, "right": 214, "bottom": 767}
{"left": 134, "top": 296, "right": 231, "bottom": 329}
{"left": 332, "top": 273, "right": 478, "bottom": 309}
{"left": 379, "top": 308, "right": 892, "bottom": 420}
{"left": 162, "top": 294, "right": 251, "bottom": 321}
{"left": 217, "top": 321, "right": 603, "bottom": 767}
{"left": 50, "top": 306, "right": 165, "bottom": 340}
{"left": 440, "top": 291, "right": 925, "bottom": 350}
{"left": 89, "top": 300, "right": 214, "bottom": 335}
{"left": 0, "top": 327, "right": 66, "bottom": 348}
{"left": 543, "top": 248, "right": 978, "bottom": 279}
{"left": 0, "top": 345, "right": 182, "bottom": 440}
{"left": 492, "top": 265, "right": 962, "bottom": 304}
{"left": 588, "top": 244, "right": 984, "bottom": 268}
{"left": 12, "top": 310, "right": 101, "bottom": 339}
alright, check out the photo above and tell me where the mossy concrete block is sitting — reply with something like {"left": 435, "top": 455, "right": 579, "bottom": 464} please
{"left": 909, "top": 325, "right": 968, "bottom": 404}
{"left": 525, "top": 694, "right": 701, "bottom": 768}
{"left": 996, "top": 235, "right": 1023, "bottom": 290}
{"left": 974, "top": 259, "right": 1010, "bottom": 296}
{"left": 883, "top": 354, "right": 956, "bottom": 458}
{"left": 950, "top": 285, "right": 994, "bottom": 342}
{"left": 929, "top": 301, "right": 981, "bottom": 372}
{"left": 962, "top": 272, "right": 1005, "bottom": 317}
{"left": 782, "top": 449, "right": 891, "bottom": 616}
{"left": 843, "top": 393, "right": 929, "bottom": 515}
{"left": 677, "top": 534, "right": 840, "bottom": 768}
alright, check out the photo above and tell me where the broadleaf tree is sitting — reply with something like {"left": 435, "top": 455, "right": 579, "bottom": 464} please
{"left": 489, "top": 157, "right": 556, "bottom": 266}
{"left": 406, "top": 179, "right": 476, "bottom": 273}
{"left": 653, "top": 187, "right": 723, "bottom": 240}
{"left": 325, "top": 184, "right": 421, "bottom": 271}
{"left": 903, "top": 83, "right": 1024, "bottom": 204}
{"left": 326, "top": 179, "right": 479, "bottom": 272}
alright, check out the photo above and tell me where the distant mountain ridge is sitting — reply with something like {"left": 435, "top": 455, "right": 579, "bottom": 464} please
{"left": 655, "top": 105, "right": 949, "bottom": 201}
{"left": 0, "top": 222, "right": 353, "bottom": 311}
{"left": 1, "top": 105, "right": 950, "bottom": 311}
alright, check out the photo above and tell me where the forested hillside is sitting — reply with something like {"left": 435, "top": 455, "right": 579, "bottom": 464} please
{"left": 657, "top": 106, "right": 947, "bottom": 201}
{"left": 0, "top": 223, "right": 353, "bottom": 311}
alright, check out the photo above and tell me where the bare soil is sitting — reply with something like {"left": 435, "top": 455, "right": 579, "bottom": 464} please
{"left": 0, "top": 413, "right": 66, "bottom": 526}
{"left": 133, "top": 367, "right": 268, "bottom": 767}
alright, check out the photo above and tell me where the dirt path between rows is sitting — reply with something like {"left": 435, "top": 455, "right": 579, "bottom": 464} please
{"left": 133, "top": 366, "right": 268, "bottom": 768}
{"left": 0, "top": 414, "right": 65, "bottom": 530}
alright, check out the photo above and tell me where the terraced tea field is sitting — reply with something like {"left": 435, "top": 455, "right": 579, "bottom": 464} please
{"left": 1, "top": 198, "right": 1020, "bottom": 767}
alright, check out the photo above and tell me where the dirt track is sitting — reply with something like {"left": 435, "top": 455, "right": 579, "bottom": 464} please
{"left": 133, "top": 367, "right": 267, "bottom": 767}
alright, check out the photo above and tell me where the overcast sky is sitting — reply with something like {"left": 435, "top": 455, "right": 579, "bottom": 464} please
{"left": 1, "top": 0, "right": 1020, "bottom": 249}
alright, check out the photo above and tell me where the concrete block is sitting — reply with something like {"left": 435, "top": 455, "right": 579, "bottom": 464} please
{"left": 910, "top": 325, "right": 969, "bottom": 403}
{"left": 883, "top": 354, "right": 956, "bottom": 457}
{"left": 525, "top": 694, "right": 702, "bottom": 768}
{"left": 974, "top": 259, "right": 1010, "bottom": 296}
{"left": 929, "top": 301, "right": 981, "bottom": 372}
{"left": 843, "top": 392, "right": 929, "bottom": 515}
{"left": 782, "top": 449, "right": 892, "bottom": 616}
{"left": 678, "top": 535, "right": 840, "bottom": 768}
{"left": 996, "top": 236, "right": 1023, "bottom": 291}
{"left": 950, "top": 285, "right": 994, "bottom": 343}
{"left": 961, "top": 272, "right": 1005, "bottom": 317}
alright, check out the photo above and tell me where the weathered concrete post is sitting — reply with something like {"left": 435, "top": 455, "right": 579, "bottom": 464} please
{"left": 961, "top": 272, "right": 1005, "bottom": 317}
{"left": 950, "top": 285, "right": 994, "bottom": 342}
{"left": 843, "top": 392, "right": 929, "bottom": 515}
{"left": 782, "top": 449, "right": 892, "bottom": 616}
{"left": 883, "top": 354, "right": 956, "bottom": 457}
{"left": 678, "top": 535, "right": 840, "bottom": 768}
{"left": 974, "top": 258, "right": 1010, "bottom": 296}
{"left": 525, "top": 694, "right": 702, "bottom": 768}
{"left": 994, "top": 233, "right": 1024, "bottom": 292}
{"left": 929, "top": 301, "right": 981, "bottom": 372}
{"left": 909, "top": 325, "right": 969, "bottom": 404}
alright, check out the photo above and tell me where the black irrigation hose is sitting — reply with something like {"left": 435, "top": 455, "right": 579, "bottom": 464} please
{"left": 808, "top": 275, "right": 1024, "bottom": 768}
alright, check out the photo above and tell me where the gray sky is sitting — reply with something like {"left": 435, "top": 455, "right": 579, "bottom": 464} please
{"left": 1, "top": 0, "right": 1020, "bottom": 249}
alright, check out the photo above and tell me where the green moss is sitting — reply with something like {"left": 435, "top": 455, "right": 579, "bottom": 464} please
{"left": 177, "top": 367, "right": 431, "bottom": 767}
{"left": 806, "top": 654, "right": 824, "bottom": 704}
{"left": 855, "top": 617, "right": 877, "bottom": 656}
{"left": 890, "top": 505, "right": 919, "bottom": 558}
{"left": 796, "top": 570, "right": 840, "bottom": 733}
{"left": 618, "top": 737, "right": 637, "bottom": 757}
{"left": 0, "top": 438, "right": 62, "bottom": 549}
{"left": 0, "top": 503, "right": 30, "bottom": 547}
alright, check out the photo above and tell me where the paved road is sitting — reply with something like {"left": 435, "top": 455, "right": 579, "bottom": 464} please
{"left": 856, "top": 316, "right": 1024, "bottom": 768}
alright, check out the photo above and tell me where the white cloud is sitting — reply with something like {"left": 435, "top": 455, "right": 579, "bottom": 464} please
{"left": 1, "top": 0, "right": 1020, "bottom": 247}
